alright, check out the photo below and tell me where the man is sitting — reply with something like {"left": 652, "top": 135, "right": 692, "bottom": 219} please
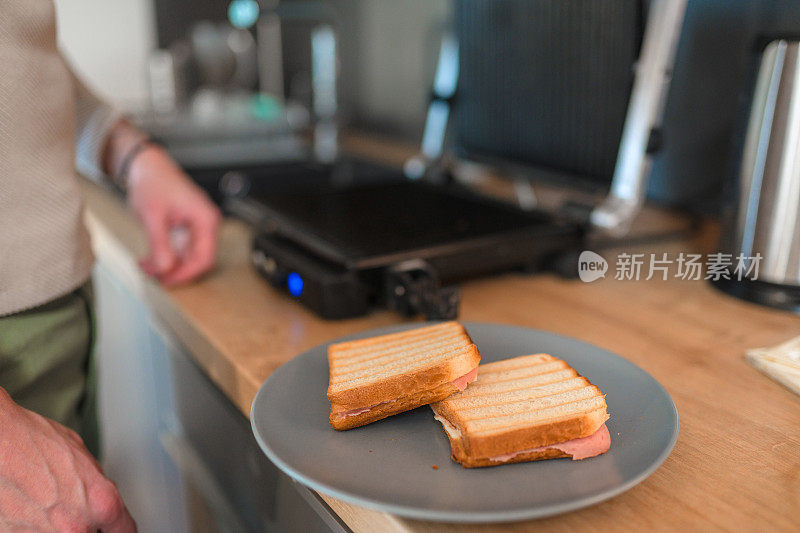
{"left": 1, "top": 1, "right": 221, "bottom": 530}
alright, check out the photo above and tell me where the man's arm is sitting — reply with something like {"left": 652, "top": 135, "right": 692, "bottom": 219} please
{"left": 0, "top": 387, "right": 135, "bottom": 531}
{"left": 69, "top": 62, "right": 221, "bottom": 286}
{"left": 0, "top": 62, "right": 219, "bottom": 533}
{"left": 102, "top": 120, "right": 222, "bottom": 285}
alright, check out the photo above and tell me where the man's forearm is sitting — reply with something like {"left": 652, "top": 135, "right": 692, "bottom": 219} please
{"left": 0, "top": 382, "right": 135, "bottom": 531}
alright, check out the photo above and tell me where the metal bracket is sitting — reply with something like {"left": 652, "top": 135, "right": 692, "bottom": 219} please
{"left": 404, "top": 32, "right": 459, "bottom": 181}
{"left": 311, "top": 24, "right": 338, "bottom": 163}
{"left": 590, "top": 0, "right": 688, "bottom": 235}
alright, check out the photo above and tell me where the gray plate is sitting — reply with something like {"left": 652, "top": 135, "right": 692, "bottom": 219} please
{"left": 251, "top": 322, "right": 678, "bottom": 523}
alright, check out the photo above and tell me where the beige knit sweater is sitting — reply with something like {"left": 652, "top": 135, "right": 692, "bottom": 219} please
{"left": 0, "top": 0, "right": 120, "bottom": 316}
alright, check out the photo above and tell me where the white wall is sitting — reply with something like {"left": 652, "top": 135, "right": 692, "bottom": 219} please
{"left": 54, "top": 0, "right": 156, "bottom": 111}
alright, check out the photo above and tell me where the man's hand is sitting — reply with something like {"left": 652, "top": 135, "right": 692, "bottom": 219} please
{"left": 102, "top": 120, "right": 221, "bottom": 287}
{"left": 0, "top": 390, "right": 135, "bottom": 532}
{"left": 126, "top": 146, "right": 221, "bottom": 286}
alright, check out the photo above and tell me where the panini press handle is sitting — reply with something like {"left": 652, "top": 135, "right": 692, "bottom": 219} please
{"left": 385, "top": 262, "right": 460, "bottom": 320}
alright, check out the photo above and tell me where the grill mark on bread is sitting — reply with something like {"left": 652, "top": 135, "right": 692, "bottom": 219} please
{"left": 327, "top": 323, "right": 481, "bottom": 430}
{"left": 442, "top": 377, "right": 589, "bottom": 409}
{"left": 449, "top": 369, "right": 578, "bottom": 397}
{"left": 462, "top": 396, "right": 607, "bottom": 434}
{"left": 476, "top": 353, "right": 557, "bottom": 373}
{"left": 332, "top": 335, "right": 470, "bottom": 372}
{"left": 430, "top": 354, "right": 609, "bottom": 463}
{"left": 464, "top": 361, "right": 570, "bottom": 386}
{"left": 331, "top": 331, "right": 466, "bottom": 364}
{"left": 329, "top": 322, "right": 462, "bottom": 356}
{"left": 457, "top": 386, "right": 601, "bottom": 420}
{"left": 329, "top": 345, "right": 477, "bottom": 388}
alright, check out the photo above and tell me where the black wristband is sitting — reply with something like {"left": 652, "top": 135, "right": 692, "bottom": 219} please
{"left": 113, "top": 137, "right": 153, "bottom": 192}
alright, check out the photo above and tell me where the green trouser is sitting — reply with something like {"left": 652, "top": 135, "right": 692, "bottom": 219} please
{"left": 0, "top": 282, "right": 99, "bottom": 457}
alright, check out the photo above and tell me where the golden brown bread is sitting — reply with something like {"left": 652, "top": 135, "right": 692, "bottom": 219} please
{"left": 431, "top": 353, "right": 609, "bottom": 466}
{"left": 446, "top": 431, "right": 569, "bottom": 468}
{"left": 328, "top": 345, "right": 479, "bottom": 408}
{"left": 328, "top": 322, "right": 480, "bottom": 430}
{"left": 434, "top": 407, "right": 608, "bottom": 466}
{"left": 327, "top": 321, "right": 464, "bottom": 356}
{"left": 330, "top": 379, "right": 466, "bottom": 430}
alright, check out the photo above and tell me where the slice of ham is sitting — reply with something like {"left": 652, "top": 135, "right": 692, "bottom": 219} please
{"left": 489, "top": 423, "right": 611, "bottom": 462}
{"left": 450, "top": 367, "right": 479, "bottom": 391}
{"left": 333, "top": 366, "right": 480, "bottom": 417}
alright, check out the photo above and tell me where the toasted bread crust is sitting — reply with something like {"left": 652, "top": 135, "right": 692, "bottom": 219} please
{"left": 430, "top": 353, "right": 610, "bottom": 466}
{"left": 436, "top": 409, "right": 571, "bottom": 467}
{"left": 328, "top": 344, "right": 480, "bottom": 408}
{"left": 466, "top": 407, "right": 609, "bottom": 458}
{"left": 452, "top": 442, "right": 569, "bottom": 468}
{"left": 330, "top": 380, "right": 465, "bottom": 430}
{"left": 433, "top": 407, "right": 607, "bottom": 467}
{"left": 432, "top": 405, "right": 608, "bottom": 461}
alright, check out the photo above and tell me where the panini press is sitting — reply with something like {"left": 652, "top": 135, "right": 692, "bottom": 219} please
{"left": 219, "top": 0, "right": 686, "bottom": 320}
{"left": 225, "top": 169, "right": 582, "bottom": 320}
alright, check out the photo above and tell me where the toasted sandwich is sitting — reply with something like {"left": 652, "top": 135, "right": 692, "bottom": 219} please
{"left": 431, "top": 353, "right": 610, "bottom": 467}
{"left": 328, "top": 322, "right": 481, "bottom": 430}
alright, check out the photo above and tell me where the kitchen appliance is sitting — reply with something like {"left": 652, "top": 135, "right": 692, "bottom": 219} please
{"left": 228, "top": 181, "right": 581, "bottom": 319}
{"left": 225, "top": 0, "right": 688, "bottom": 320}
{"left": 714, "top": 40, "right": 800, "bottom": 311}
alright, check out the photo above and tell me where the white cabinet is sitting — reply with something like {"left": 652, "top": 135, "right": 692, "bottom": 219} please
{"left": 92, "top": 263, "right": 189, "bottom": 533}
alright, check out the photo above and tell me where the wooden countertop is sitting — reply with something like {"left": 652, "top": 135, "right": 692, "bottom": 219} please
{"left": 82, "top": 162, "right": 800, "bottom": 532}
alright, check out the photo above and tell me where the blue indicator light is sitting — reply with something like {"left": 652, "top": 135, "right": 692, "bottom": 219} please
{"left": 287, "top": 272, "right": 304, "bottom": 297}
{"left": 228, "top": 0, "right": 260, "bottom": 29}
